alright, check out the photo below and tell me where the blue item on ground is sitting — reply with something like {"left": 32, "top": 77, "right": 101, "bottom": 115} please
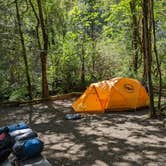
{"left": 15, "top": 131, "right": 38, "bottom": 141}
{"left": 10, "top": 128, "right": 32, "bottom": 138}
{"left": 3, "top": 122, "right": 29, "bottom": 133}
{"left": 8, "top": 122, "right": 28, "bottom": 132}
{"left": 13, "top": 138, "right": 44, "bottom": 160}
{"left": 65, "top": 113, "right": 82, "bottom": 120}
{"left": 0, "top": 122, "right": 46, "bottom": 163}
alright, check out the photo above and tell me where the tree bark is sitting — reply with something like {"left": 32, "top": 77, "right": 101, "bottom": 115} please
{"left": 15, "top": 0, "right": 32, "bottom": 99}
{"left": 142, "top": 0, "right": 155, "bottom": 117}
{"left": 142, "top": 13, "right": 147, "bottom": 81}
{"left": 151, "top": 0, "right": 162, "bottom": 110}
{"left": 29, "top": 0, "right": 41, "bottom": 50}
{"left": 88, "top": 0, "right": 96, "bottom": 72}
{"left": 36, "top": 0, "right": 49, "bottom": 98}
{"left": 81, "top": 43, "right": 85, "bottom": 87}
{"left": 130, "top": 0, "right": 139, "bottom": 74}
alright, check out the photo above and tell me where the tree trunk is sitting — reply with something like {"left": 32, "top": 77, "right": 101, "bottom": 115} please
{"left": 142, "top": 14, "right": 147, "bottom": 81}
{"left": 29, "top": 0, "right": 41, "bottom": 50}
{"left": 130, "top": 0, "right": 139, "bottom": 74}
{"left": 151, "top": 0, "right": 162, "bottom": 110}
{"left": 36, "top": 0, "right": 49, "bottom": 98}
{"left": 81, "top": 43, "right": 85, "bottom": 87}
{"left": 40, "top": 53, "right": 49, "bottom": 97}
{"left": 15, "top": 0, "right": 32, "bottom": 99}
{"left": 89, "top": 1, "right": 96, "bottom": 72}
{"left": 142, "top": 0, "right": 155, "bottom": 117}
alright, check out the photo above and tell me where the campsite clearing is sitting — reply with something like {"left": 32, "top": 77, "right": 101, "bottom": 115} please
{"left": 0, "top": 99, "right": 166, "bottom": 166}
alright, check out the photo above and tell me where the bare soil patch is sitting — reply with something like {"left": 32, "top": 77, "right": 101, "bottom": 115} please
{"left": 0, "top": 99, "right": 166, "bottom": 166}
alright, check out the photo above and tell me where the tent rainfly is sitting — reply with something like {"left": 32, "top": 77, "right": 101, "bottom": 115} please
{"left": 72, "top": 77, "right": 149, "bottom": 113}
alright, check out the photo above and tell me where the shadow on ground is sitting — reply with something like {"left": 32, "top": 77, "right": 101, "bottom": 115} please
{"left": 0, "top": 100, "right": 166, "bottom": 166}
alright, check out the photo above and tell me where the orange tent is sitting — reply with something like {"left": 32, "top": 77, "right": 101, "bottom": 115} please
{"left": 72, "top": 77, "right": 149, "bottom": 113}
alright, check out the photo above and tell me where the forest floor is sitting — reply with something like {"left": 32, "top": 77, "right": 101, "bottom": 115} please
{"left": 0, "top": 99, "right": 166, "bottom": 166}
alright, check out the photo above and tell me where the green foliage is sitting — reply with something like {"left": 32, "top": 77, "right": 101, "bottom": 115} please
{"left": 0, "top": 0, "right": 165, "bottom": 102}
{"left": 9, "top": 87, "right": 27, "bottom": 101}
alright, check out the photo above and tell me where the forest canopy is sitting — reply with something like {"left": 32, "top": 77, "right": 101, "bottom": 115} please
{"left": 0, "top": 0, "right": 165, "bottom": 112}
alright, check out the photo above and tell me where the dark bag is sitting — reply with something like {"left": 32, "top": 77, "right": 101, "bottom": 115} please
{"left": 15, "top": 131, "right": 38, "bottom": 141}
{"left": 0, "top": 128, "right": 14, "bottom": 163}
{"left": 0, "top": 127, "right": 14, "bottom": 150}
{"left": 13, "top": 138, "right": 44, "bottom": 160}
{"left": 0, "top": 148, "right": 11, "bottom": 163}
{"left": 0, "top": 159, "right": 12, "bottom": 166}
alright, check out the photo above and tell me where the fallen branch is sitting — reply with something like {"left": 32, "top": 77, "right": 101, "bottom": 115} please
{"left": 0, "top": 92, "right": 82, "bottom": 107}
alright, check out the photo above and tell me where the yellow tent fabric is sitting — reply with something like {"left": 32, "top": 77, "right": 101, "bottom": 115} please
{"left": 72, "top": 77, "right": 149, "bottom": 113}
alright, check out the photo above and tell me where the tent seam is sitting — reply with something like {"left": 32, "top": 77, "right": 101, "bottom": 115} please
{"left": 93, "top": 85, "right": 104, "bottom": 112}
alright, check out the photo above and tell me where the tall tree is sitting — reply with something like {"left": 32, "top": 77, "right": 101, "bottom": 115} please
{"left": 130, "top": 0, "right": 140, "bottom": 74}
{"left": 83, "top": 0, "right": 103, "bottom": 72}
{"left": 142, "top": 0, "right": 155, "bottom": 117}
{"left": 151, "top": 0, "right": 162, "bottom": 110}
{"left": 80, "top": 37, "right": 85, "bottom": 86}
{"left": 15, "top": 0, "right": 32, "bottom": 99}
{"left": 36, "top": 0, "right": 49, "bottom": 97}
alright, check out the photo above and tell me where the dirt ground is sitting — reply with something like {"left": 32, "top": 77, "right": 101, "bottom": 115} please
{"left": 0, "top": 99, "right": 166, "bottom": 166}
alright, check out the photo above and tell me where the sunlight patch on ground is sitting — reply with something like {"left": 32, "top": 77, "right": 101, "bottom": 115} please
{"left": 122, "top": 152, "right": 142, "bottom": 161}
{"left": 92, "top": 160, "right": 109, "bottom": 166}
